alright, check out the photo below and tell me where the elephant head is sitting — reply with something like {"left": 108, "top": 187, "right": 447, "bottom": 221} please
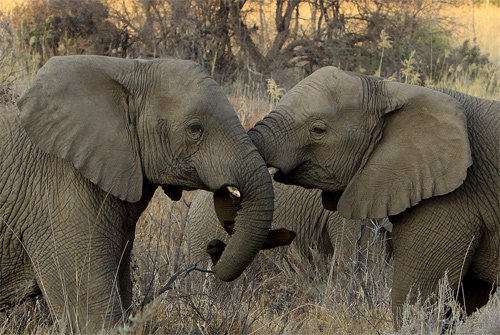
{"left": 18, "top": 55, "right": 274, "bottom": 281}
{"left": 249, "top": 66, "right": 471, "bottom": 219}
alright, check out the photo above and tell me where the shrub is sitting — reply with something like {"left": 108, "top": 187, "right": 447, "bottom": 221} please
{"left": 11, "top": 0, "right": 127, "bottom": 67}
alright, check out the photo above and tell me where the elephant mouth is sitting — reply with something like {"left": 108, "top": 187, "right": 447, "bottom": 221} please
{"left": 161, "top": 184, "right": 184, "bottom": 201}
{"left": 321, "top": 191, "right": 343, "bottom": 211}
{"left": 271, "top": 164, "right": 338, "bottom": 191}
{"left": 271, "top": 166, "right": 315, "bottom": 188}
{"left": 161, "top": 184, "right": 202, "bottom": 201}
{"left": 213, "top": 186, "right": 243, "bottom": 232}
{"left": 272, "top": 169, "right": 294, "bottom": 184}
{"left": 269, "top": 166, "right": 344, "bottom": 212}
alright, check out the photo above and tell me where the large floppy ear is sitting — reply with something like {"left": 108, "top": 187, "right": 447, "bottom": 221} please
{"left": 337, "top": 81, "right": 472, "bottom": 219}
{"left": 18, "top": 55, "right": 143, "bottom": 202}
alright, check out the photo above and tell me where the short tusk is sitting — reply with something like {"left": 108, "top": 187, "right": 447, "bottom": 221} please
{"left": 226, "top": 186, "right": 241, "bottom": 199}
{"left": 267, "top": 167, "right": 279, "bottom": 176}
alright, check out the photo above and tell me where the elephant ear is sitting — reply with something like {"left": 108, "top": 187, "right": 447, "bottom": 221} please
{"left": 337, "top": 82, "right": 472, "bottom": 219}
{"left": 18, "top": 56, "right": 143, "bottom": 202}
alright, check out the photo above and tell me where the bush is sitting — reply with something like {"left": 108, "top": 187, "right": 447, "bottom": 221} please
{"left": 11, "top": 0, "right": 127, "bottom": 67}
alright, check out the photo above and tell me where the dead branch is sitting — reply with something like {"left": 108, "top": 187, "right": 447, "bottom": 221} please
{"left": 141, "top": 262, "right": 213, "bottom": 307}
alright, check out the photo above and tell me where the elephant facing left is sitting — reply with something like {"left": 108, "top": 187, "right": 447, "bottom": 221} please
{"left": 0, "top": 55, "right": 274, "bottom": 332}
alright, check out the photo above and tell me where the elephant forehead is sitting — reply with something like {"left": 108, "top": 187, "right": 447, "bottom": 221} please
{"left": 278, "top": 85, "right": 336, "bottom": 118}
{"left": 148, "top": 81, "right": 236, "bottom": 122}
{"left": 153, "top": 60, "right": 218, "bottom": 97}
{"left": 277, "top": 68, "right": 361, "bottom": 118}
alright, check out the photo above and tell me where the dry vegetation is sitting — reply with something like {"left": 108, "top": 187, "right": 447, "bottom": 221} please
{"left": 0, "top": 0, "right": 499, "bottom": 334}
{"left": 2, "top": 191, "right": 499, "bottom": 334}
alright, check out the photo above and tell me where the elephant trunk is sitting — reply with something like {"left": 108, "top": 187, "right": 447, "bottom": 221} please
{"left": 248, "top": 114, "right": 297, "bottom": 173}
{"left": 248, "top": 116, "right": 274, "bottom": 165}
{"left": 211, "top": 149, "right": 274, "bottom": 282}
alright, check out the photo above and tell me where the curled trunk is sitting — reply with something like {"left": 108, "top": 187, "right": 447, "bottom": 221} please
{"left": 210, "top": 150, "right": 274, "bottom": 281}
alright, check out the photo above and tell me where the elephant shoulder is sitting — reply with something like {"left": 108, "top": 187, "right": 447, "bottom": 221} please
{"left": 0, "top": 103, "right": 72, "bottom": 184}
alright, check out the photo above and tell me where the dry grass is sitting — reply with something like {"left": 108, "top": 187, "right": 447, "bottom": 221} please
{"left": 1, "top": 188, "right": 498, "bottom": 334}
{"left": 433, "top": 63, "right": 499, "bottom": 100}
{"left": 225, "top": 79, "right": 270, "bottom": 129}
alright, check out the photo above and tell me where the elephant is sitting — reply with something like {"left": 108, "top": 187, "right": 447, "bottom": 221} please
{"left": 248, "top": 66, "right": 499, "bottom": 326}
{"left": 0, "top": 55, "right": 274, "bottom": 332}
{"left": 187, "top": 181, "right": 392, "bottom": 271}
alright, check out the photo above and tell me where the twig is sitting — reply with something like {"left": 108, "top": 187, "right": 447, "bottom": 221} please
{"left": 142, "top": 262, "right": 213, "bottom": 306}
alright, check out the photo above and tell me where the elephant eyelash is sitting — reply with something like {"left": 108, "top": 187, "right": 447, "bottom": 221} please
{"left": 309, "top": 121, "right": 328, "bottom": 140}
{"left": 188, "top": 123, "right": 203, "bottom": 134}
{"left": 186, "top": 119, "right": 204, "bottom": 141}
{"left": 310, "top": 125, "right": 326, "bottom": 134}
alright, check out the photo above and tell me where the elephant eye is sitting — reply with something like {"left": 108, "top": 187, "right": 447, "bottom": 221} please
{"left": 187, "top": 119, "right": 204, "bottom": 140}
{"left": 309, "top": 121, "right": 327, "bottom": 140}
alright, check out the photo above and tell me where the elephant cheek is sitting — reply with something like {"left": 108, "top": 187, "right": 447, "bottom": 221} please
{"left": 321, "top": 191, "right": 343, "bottom": 211}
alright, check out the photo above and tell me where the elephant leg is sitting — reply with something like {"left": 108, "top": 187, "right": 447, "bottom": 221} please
{"left": 390, "top": 197, "right": 482, "bottom": 328}
{"left": 29, "top": 242, "right": 131, "bottom": 331}
{"left": 25, "top": 218, "right": 134, "bottom": 332}
{"left": 458, "top": 276, "right": 496, "bottom": 315}
{"left": 325, "top": 217, "right": 358, "bottom": 270}
{"left": 0, "top": 253, "right": 39, "bottom": 306}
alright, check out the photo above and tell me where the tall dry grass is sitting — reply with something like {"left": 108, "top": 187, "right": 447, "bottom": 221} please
{"left": 2, "top": 187, "right": 498, "bottom": 334}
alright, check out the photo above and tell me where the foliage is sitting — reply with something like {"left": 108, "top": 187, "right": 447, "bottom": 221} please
{"left": 2, "top": 0, "right": 497, "bottom": 92}
{"left": 436, "top": 40, "right": 490, "bottom": 79}
{"left": 11, "top": 0, "right": 127, "bottom": 66}
{"left": 107, "top": 0, "right": 496, "bottom": 90}
{"left": 107, "top": 0, "right": 238, "bottom": 80}
{"left": 0, "top": 12, "right": 18, "bottom": 86}
{"left": 266, "top": 78, "right": 286, "bottom": 110}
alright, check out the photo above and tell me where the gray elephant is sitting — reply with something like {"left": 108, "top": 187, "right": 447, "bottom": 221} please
{"left": 248, "top": 66, "right": 499, "bottom": 326}
{"left": 187, "top": 182, "right": 392, "bottom": 270}
{"left": 0, "top": 55, "right": 274, "bottom": 332}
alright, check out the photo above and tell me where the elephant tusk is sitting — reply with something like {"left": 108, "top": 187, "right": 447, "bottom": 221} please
{"left": 267, "top": 167, "right": 279, "bottom": 176}
{"left": 226, "top": 186, "right": 241, "bottom": 199}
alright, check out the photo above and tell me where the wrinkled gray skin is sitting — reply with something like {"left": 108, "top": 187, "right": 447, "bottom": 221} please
{"left": 249, "top": 66, "right": 499, "bottom": 327}
{"left": 188, "top": 182, "right": 391, "bottom": 269}
{"left": 0, "top": 56, "right": 274, "bottom": 331}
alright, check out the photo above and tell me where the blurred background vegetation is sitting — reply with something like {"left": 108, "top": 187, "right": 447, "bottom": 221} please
{"left": 0, "top": 0, "right": 498, "bottom": 98}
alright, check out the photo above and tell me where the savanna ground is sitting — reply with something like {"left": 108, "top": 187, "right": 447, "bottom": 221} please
{"left": 0, "top": 1, "right": 499, "bottom": 334}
